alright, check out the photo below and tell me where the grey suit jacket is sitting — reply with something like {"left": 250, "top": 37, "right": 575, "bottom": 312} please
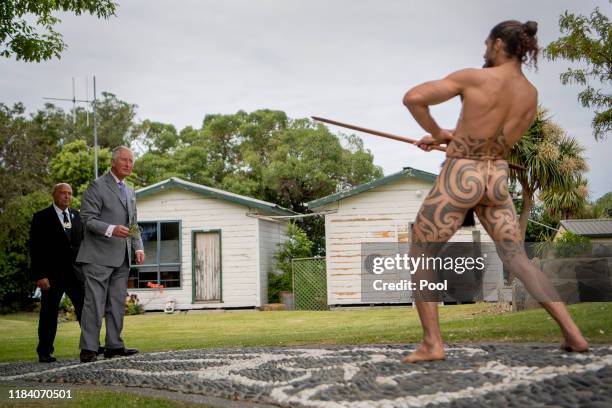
{"left": 76, "top": 172, "right": 144, "bottom": 267}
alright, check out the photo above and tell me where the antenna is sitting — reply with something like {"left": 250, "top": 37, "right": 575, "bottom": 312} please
{"left": 71, "top": 77, "right": 76, "bottom": 124}
{"left": 85, "top": 77, "right": 90, "bottom": 126}
{"left": 43, "top": 76, "right": 100, "bottom": 178}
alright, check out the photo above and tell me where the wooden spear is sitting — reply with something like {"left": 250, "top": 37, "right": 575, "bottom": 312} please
{"left": 311, "top": 116, "right": 526, "bottom": 171}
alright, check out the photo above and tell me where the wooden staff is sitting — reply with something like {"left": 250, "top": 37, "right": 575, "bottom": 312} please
{"left": 311, "top": 116, "right": 526, "bottom": 171}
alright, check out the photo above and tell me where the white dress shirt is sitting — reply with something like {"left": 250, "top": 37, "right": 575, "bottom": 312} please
{"left": 53, "top": 203, "right": 72, "bottom": 230}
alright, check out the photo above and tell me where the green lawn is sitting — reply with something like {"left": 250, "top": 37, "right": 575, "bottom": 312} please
{"left": 1, "top": 302, "right": 611, "bottom": 363}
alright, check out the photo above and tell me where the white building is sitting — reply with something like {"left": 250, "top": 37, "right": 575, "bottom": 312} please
{"left": 130, "top": 177, "right": 295, "bottom": 311}
{"left": 307, "top": 167, "right": 505, "bottom": 307}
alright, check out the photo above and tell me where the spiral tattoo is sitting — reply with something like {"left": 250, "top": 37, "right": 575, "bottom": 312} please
{"left": 412, "top": 156, "right": 517, "bottom": 246}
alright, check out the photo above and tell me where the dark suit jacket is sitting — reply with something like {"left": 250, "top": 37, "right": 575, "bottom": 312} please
{"left": 29, "top": 205, "right": 84, "bottom": 283}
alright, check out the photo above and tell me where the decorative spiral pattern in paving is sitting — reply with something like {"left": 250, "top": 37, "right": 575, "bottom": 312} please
{"left": 2, "top": 344, "right": 612, "bottom": 407}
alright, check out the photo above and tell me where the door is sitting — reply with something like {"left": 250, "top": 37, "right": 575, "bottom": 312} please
{"left": 194, "top": 231, "right": 221, "bottom": 301}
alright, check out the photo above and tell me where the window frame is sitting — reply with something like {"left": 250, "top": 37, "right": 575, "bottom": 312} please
{"left": 129, "top": 219, "right": 182, "bottom": 291}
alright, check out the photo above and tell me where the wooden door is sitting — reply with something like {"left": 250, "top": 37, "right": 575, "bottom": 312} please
{"left": 194, "top": 231, "right": 221, "bottom": 301}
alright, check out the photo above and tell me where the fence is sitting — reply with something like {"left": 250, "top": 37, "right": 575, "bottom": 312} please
{"left": 292, "top": 257, "right": 328, "bottom": 310}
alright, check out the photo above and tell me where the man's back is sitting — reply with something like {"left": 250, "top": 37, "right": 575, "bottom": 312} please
{"left": 445, "top": 66, "right": 538, "bottom": 160}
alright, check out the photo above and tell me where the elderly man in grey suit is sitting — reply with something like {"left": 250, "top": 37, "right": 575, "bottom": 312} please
{"left": 77, "top": 146, "right": 145, "bottom": 363}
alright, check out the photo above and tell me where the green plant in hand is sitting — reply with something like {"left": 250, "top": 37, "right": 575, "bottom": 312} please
{"left": 128, "top": 223, "right": 142, "bottom": 238}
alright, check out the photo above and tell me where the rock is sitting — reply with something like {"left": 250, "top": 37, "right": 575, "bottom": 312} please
{"left": 1, "top": 344, "right": 611, "bottom": 407}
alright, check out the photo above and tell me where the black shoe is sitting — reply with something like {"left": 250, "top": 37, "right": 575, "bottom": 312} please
{"left": 97, "top": 346, "right": 105, "bottom": 355}
{"left": 80, "top": 350, "right": 98, "bottom": 363}
{"left": 104, "top": 347, "right": 139, "bottom": 359}
{"left": 38, "top": 354, "right": 57, "bottom": 363}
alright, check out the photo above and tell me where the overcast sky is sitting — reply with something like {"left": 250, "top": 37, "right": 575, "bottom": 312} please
{"left": 1, "top": 0, "right": 610, "bottom": 199}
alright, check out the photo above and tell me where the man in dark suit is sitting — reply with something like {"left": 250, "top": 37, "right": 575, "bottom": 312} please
{"left": 77, "top": 146, "right": 144, "bottom": 363}
{"left": 30, "top": 183, "right": 84, "bottom": 363}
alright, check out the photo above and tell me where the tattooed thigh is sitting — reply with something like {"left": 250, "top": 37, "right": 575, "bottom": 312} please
{"left": 412, "top": 159, "right": 485, "bottom": 244}
{"left": 475, "top": 198, "right": 525, "bottom": 262}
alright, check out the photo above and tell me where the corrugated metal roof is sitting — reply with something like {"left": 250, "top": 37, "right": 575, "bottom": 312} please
{"left": 136, "top": 177, "right": 297, "bottom": 216}
{"left": 307, "top": 166, "right": 437, "bottom": 209}
{"left": 559, "top": 219, "right": 612, "bottom": 237}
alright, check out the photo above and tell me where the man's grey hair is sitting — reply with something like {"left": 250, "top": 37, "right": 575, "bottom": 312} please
{"left": 111, "top": 146, "right": 134, "bottom": 161}
{"left": 52, "top": 183, "right": 72, "bottom": 194}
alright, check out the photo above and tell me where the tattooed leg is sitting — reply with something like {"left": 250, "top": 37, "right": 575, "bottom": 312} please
{"left": 475, "top": 167, "right": 588, "bottom": 352}
{"left": 404, "top": 159, "right": 485, "bottom": 363}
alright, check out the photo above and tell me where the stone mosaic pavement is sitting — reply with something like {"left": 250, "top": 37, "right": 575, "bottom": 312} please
{"left": 1, "top": 344, "right": 612, "bottom": 407}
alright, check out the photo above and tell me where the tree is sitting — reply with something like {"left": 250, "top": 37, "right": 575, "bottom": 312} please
{"left": 592, "top": 192, "right": 612, "bottom": 218}
{"left": 0, "top": 0, "right": 117, "bottom": 62}
{"left": 198, "top": 112, "right": 245, "bottom": 185}
{"left": 545, "top": 4, "right": 612, "bottom": 140}
{"left": 82, "top": 92, "right": 138, "bottom": 148}
{"left": 524, "top": 203, "right": 560, "bottom": 243}
{"left": 0, "top": 190, "right": 50, "bottom": 313}
{"left": 49, "top": 140, "right": 112, "bottom": 199}
{"left": 263, "top": 121, "right": 344, "bottom": 211}
{"left": 132, "top": 110, "right": 383, "bottom": 254}
{"left": 508, "top": 108, "right": 587, "bottom": 238}
{"left": 0, "top": 103, "right": 60, "bottom": 211}
{"left": 134, "top": 110, "right": 383, "bottom": 211}
{"left": 132, "top": 120, "right": 179, "bottom": 155}
{"left": 0, "top": 93, "right": 139, "bottom": 213}
{"left": 539, "top": 177, "right": 590, "bottom": 220}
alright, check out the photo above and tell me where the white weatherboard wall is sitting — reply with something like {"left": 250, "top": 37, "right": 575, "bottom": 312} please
{"left": 132, "top": 188, "right": 268, "bottom": 310}
{"left": 317, "top": 177, "right": 503, "bottom": 305}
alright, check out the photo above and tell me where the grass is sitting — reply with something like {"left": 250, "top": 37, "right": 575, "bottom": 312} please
{"left": 0, "top": 302, "right": 611, "bottom": 363}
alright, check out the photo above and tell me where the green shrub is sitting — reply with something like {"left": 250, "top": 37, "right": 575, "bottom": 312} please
{"left": 59, "top": 294, "right": 73, "bottom": 312}
{"left": 0, "top": 190, "right": 50, "bottom": 313}
{"left": 268, "top": 223, "right": 313, "bottom": 303}
{"left": 127, "top": 303, "right": 144, "bottom": 315}
{"left": 554, "top": 230, "right": 592, "bottom": 258}
{"left": 59, "top": 295, "right": 77, "bottom": 321}
{"left": 125, "top": 294, "right": 144, "bottom": 315}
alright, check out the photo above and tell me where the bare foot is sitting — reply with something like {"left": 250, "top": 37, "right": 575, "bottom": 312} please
{"left": 560, "top": 336, "right": 589, "bottom": 353}
{"left": 402, "top": 343, "right": 446, "bottom": 363}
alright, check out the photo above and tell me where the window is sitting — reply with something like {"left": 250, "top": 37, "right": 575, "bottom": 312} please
{"left": 129, "top": 221, "right": 181, "bottom": 289}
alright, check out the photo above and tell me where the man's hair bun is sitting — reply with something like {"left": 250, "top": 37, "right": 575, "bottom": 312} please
{"left": 489, "top": 20, "right": 540, "bottom": 69}
{"left": 523, "top": 21, "right": 538, "bottom": 36}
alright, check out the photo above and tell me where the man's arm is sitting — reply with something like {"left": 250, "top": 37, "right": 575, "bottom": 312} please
{"left": 29, "top": 212, "right": 50, "bottom": 289}
{"left": 403, "top": 68, "right": 477, "bottom": 140}
{"left": 80, "top": 182, "right": 112, "bottom": 236}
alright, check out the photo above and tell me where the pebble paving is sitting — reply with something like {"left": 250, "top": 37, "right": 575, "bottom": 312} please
{"left": 1, "top": 344, "right": 612, "bottom": 407}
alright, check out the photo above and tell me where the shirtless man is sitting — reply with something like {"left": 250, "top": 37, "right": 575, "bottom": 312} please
{"left": 401, "top": 20, "right": 588, "bottom": 363}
